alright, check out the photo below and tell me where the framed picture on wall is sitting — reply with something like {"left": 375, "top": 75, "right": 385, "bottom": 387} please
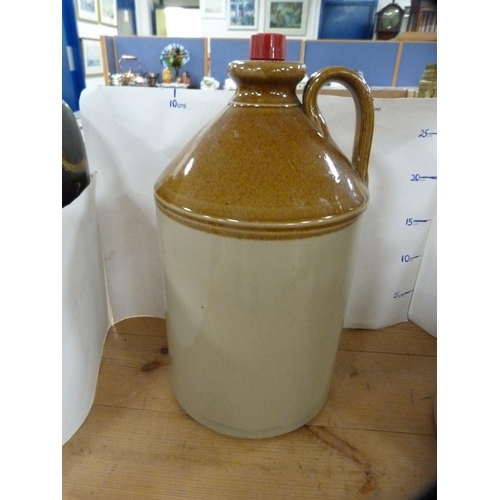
{"left": 201, "top": 0, "right": 226, "bottom": 19}
{"left": 228, "top": 0, "right": 258, "bottom": 30}
{"left": 98, "top": 0, "right": 117, "bottom": 26}
{"left": 76, "top": 0, "right": 99, "bottom": 23}
{"left": 81, "top": 38, "right": 104, "bottom": 76}
{"left": 264, "top": 0, "right": 309, "bottom": 36}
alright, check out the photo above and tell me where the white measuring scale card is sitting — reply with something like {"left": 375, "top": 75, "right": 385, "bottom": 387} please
{"left": 79, "top": 87, "right": 437, "bottom": 330}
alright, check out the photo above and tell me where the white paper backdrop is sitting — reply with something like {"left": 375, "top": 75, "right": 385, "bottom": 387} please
{"left": 321, "top": 96, "right": 438, "bottom": 328}
{"left": 80, "top": 87, "right": 437, "bottom": 330}
{"left": 62, "top": 176, "right": 110, "bottom": 444}
{"left": 409, "top": 213, "right": 437, "bottom": 337}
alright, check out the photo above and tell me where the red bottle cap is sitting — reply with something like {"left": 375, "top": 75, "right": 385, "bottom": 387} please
{"left": 249, "top": 33, "right": 286, "bottom": 61}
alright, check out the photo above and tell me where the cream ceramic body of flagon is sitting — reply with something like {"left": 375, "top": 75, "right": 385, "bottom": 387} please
{"left": 156, "top": 213, "right": 361, "bottom": 438}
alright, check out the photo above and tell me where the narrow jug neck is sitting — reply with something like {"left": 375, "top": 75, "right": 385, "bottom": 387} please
{"left": 228, "top": 60, "right": 306, "bottom": 107}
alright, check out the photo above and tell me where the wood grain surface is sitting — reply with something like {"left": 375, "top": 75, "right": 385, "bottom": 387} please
{"left": 63, "top": 318, "right": 437, "bottom": 499}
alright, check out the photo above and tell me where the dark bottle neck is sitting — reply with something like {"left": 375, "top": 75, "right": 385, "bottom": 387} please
{"left": 228, "top": 60, "right": 306, "bottom": 107}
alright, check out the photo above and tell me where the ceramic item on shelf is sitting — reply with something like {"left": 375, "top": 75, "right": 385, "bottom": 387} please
{"left": 181, "top": 71, "right": 192, "bottom": 88}
{"left": 154, "top": 33, "right": 375, "bottom": 438}
{"left": 62, "top": 101, "right": 90, "bottom": 208}
{"left": 143, "top": 72, "right": 158, "bottom": 87}
{"left": 200, "top": 76, "right": 219, "bottom": 90}
{"left": 162, "top": 67, "right": 173, "bottom": 84}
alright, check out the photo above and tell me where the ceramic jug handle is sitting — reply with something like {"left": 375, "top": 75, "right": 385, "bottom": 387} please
{"left": 302, "top": 67, "right": 374, "bottom": 185}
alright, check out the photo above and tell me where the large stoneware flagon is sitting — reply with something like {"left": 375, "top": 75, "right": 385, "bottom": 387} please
{"left": 154, "top": 33, "right": 374, "bottom": 438}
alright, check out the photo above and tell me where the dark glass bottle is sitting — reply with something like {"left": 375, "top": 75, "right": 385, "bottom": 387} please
{"left": 62, "top": 100, "right": 90, "bottom": 207}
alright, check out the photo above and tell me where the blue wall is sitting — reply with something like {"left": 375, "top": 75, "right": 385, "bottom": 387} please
{"left": 304, "top": 40, "right": 400, "bottom": 86}
{"left": 102, "top": 37, "right": 438, "bottom": 89}
{"left": 62, "top": 0, "right": 86, "bottom": 111}
{"left": 395, "top": 42, "right": 437, "bottom": 87}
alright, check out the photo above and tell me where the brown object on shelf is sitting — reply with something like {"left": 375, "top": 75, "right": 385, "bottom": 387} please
{"left": 62, "top": 317, "right": 437, "bottom": 499}
{"left": 397, "top": 31, "right": 437, "bottom": 41}
{"left": 407, "top": 0, "right": 437, "bottom": 33}
{"left": 154, "top": 33, "right": 375, "bottom": 439}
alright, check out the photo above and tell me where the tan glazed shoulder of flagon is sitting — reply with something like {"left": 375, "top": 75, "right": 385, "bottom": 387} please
{"left": 154, "top": 61, "right": 373, "bottom": 240}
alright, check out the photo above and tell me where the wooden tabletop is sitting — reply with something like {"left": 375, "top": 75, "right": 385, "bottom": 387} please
{"left": 62, "top": 317, "right": 437, "bottom": 499}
